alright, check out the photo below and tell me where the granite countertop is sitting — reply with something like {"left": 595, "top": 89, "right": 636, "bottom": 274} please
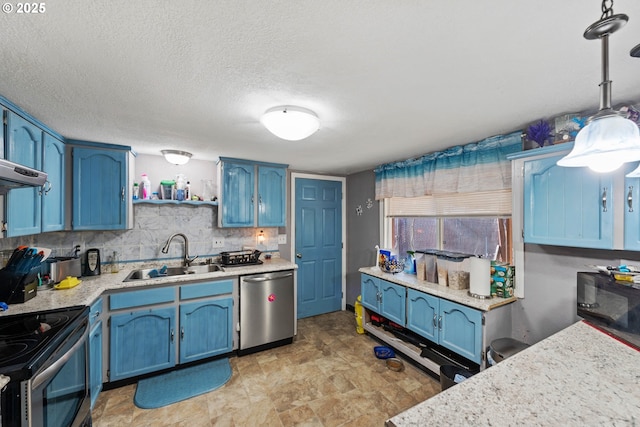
{"left": 387, "top": 321, "right": 640, "bottom": 426}
{"left": 359, "top": 266, "right": 516, "bottom": 312}
{"left": 1, "top": 258, "right": 296, "bottom": 316}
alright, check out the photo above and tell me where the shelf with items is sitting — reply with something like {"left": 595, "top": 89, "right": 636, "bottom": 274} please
{"left": 132, "top": 199, "right": 218, "bottom": 206}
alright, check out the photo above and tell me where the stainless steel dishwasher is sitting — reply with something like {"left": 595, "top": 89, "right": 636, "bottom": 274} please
{"left": 239, "top": 270, "right": 295, "bottom": 355}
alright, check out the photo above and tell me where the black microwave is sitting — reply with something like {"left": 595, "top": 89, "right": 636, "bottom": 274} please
{"left": 577, "top": 271, "right": 640, "bottom": 350}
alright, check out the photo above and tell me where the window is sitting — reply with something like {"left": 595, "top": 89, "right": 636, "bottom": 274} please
{"left": 391, "top": 217, "right": 511, "bottom": 262}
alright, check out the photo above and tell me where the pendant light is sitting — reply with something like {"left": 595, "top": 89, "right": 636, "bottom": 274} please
{"left": 557, "top": 0, "right": 640, "bottom": 173}
{"left": 261, "top": 106, "right": 320, "bottom": 141}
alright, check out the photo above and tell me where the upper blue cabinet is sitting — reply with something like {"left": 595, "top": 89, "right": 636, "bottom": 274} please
{"left": 218, "top": 157, "right": 287, "bottom": 228}
{"left": 516, "top": 146, "right": 640, "bottom": 250}
{"left": 72, "top": 146, "right": 129, "bottom": 230}
{"left": 4, "top": 110, "right": 65, "bottom": 237}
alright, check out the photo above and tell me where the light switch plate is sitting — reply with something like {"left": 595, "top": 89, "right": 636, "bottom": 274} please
{"left": 278, "top": 234, "right": 287, "bottom": 244}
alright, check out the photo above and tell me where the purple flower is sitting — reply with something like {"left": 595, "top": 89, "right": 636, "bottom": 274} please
{"left": 527, "top": 120, "right": 553, "bottom": 147}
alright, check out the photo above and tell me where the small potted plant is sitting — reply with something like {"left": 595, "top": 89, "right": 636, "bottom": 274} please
{"left": 524, "top": 119, "right": 553, "bottom": 149}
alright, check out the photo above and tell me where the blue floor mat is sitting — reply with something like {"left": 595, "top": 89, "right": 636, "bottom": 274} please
{"left": 134, "top": 358, "right": 232, "bottom": 409}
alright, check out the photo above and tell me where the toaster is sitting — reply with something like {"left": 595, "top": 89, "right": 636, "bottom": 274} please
{"left": 45, "top": 257, "right": 82, "bottom": 283}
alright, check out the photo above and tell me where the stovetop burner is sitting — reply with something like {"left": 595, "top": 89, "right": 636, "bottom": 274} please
{"left": 0, "top": 306, "right": 87, "bottom": 376}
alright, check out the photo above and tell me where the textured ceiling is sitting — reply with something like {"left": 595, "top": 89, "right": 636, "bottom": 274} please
{"left": 1, "top": 0, "right": 640, "bottom": 175}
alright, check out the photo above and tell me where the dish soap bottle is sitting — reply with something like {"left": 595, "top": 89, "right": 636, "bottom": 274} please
{"left": 141, "top": 174, "right": 151, "bottom": 200}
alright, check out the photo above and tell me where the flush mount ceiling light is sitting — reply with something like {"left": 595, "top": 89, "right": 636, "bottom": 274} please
{"left": 161, "top": 150, "right": 192, "bottom": 165}
{"left": 557, "top": 0, "right": 640, "bottom": 173}
{"left": 261, "top": 106, "right": 320, "bottom": 141}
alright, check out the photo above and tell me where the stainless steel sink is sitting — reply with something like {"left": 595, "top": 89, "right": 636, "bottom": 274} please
{"left": 123, "top": 264, "right": 225, "bottom": 282}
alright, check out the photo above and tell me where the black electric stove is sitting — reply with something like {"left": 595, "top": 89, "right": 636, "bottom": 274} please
{"left": 0, "top": 306, "right": 88, "bottom": 381}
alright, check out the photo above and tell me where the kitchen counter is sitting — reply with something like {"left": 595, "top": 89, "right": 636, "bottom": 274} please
{"left": 0, "top": 258, "right": 296, "bottom": 316}
{"left": 359, "top": 266, "right": 516, "bottom": 311}
{"left": 387, "top": 321, "right": 640, "bottom": 426}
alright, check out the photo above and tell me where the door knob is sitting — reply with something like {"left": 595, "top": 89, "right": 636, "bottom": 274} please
{"left": 296, "top": 253, "right": 302, "bottom": 259}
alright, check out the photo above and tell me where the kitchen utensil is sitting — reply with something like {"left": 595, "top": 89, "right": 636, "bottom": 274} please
{"left": 84, "top": 249, "right": 101, "bottom": 276}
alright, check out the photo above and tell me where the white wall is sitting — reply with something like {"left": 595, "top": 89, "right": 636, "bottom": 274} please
{"left": 134, "top": 153, "right": 217, "bottom": 200}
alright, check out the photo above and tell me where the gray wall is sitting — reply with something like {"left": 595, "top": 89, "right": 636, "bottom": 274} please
{"left": 346, "top": 170, "right": 379, "bottom": 306}
{"left": 514, "top": 244, "right": 640, "bottom": 344}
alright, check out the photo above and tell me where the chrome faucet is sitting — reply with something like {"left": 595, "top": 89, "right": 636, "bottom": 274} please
{"left": 161, "top": 233, "right": 198, "bottom": 266}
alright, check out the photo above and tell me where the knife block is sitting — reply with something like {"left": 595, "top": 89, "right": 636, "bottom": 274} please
{"left": 0, "top": 266, "right": 40, "bottom": 304}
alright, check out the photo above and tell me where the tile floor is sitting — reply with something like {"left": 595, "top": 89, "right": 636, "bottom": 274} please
{"left": 91, "top": 310, "right": 441, "bottom": 427}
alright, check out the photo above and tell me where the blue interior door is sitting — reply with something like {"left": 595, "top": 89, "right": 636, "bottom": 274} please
{"left": 295, "top": 178, "right": 342, "bottom": 319}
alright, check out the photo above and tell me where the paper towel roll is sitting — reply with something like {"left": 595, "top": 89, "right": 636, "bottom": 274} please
{"left": 469, "top": 257, "right": 491, "bottom": 297}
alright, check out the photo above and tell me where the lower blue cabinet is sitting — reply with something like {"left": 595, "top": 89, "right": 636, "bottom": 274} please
{"left": 438, "top": 299, "right": 483, "bottom": 364}
{"left": 406, "top": 288, "right": 439, "bottom": 343}
{"left": 360, "top": 274, "right": 405, "bottom": 326}
{"left": 89, "top": 319, "right": 102, "bottom": 409}
{"left": 179, "top": 298, "right": 233, "bottom": 363}
{"left": 109, "top": 307, "right": 177, "bottom": 381}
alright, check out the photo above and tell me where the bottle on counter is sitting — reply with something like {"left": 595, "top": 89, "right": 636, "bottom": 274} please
{"left": 186, "top": 181, "right": 191, "bottom": 200}
{"left": 175, "top": 174, "right": 186, "bottom": 201}
{"left": 132, "top": 182, "right": 140, "bottom": 200}
{"left": 141, "top": 174, "right": 152, "bottom": 200}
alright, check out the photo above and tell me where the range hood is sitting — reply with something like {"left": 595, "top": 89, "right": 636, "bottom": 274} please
{"left": 0, "top": 158, "right": 47, "bottom": 194}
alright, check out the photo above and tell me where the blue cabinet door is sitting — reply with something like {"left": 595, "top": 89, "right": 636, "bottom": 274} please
{"left": 406, "top": 288, "right": 439, "bottom": 342}
{"left": 109, "top": 307, "right": 176, "bottom": 381}
{"left": 624, "top": 163, "right": 640, "bottom": 250}
{"left": 439, "top": 299, "right": 483, "bottom": 364}
{"left": 5, "top": 111, "right": 42, "bottom": 237}
{"left": 221, "top": 160, "right": 255, "bottom": 227}
{"left": 73, "top": 147, "right": 127, "bottom": 230}
{"left": 258, "top": 165, "right": 286, "bottom": 226}
{"left": 89, "top": 319, "right": 102, "bottom": 410}
{"left": 179, "top": 298, "right": 233, "bottom": 363}
{"left": 42, "top": 133, "right": 65, "bottom": 232}
{"left": 360, "top": 274, "right": 380, "bottom": 312}
{"left": 379, "top": 280, "right": 406, "bottom": 326}
{"left": 524, "top": 154, "right": 614, "bottom": 249}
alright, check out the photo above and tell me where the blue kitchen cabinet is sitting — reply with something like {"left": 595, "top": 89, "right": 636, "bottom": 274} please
{"left": 89, "top": 298, "right": 103, "bottom": 409}
{"left": 624, "top": 164, "right": 640, "bottom": 250}
{"left": 109, "top": 307, "right": 177, "bottom": 381}
{"left": 439, "top": 299, "right": 483, "bottom": 364}
{"left": 179, "top": 279, "right": 235, "bottom": 362}
{"left": 179, "top": 298, "right": 233, "bottom": 362}
{"left": 360, "top": 274, "right": 406, "bottom": 326}
{"left": 406, "top": 288, "right": 439, "bottom": 342}
{"left": 218, "top": 157, "right": 287, "bottom": 227}
{"left": 41, "top": 133, "right": 65, "bottom": 232}
{"left": 72, "top": 146, "right": 128, "bottom": 230}
{"left": 219, "top": 159, "right": 255, "bottom": 227}
{"left": 5, "top": 111, "right": 43, "bottom": 237}
{"left": 523, "top": 153, "right": 614, "bottom": 249}
{"left": 257, "top": 165, "right": 286, "bottom": 227}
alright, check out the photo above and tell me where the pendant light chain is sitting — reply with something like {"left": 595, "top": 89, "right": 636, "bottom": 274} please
{"left": 601, "top": 0, "right": 614, "bottom": 20}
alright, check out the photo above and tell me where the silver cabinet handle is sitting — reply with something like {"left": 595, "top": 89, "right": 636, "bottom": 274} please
{"left": 181, "top": 327, "right": 185, "bottom": 340}
{"left": 121, "top": 186, "right": 125, "bottom": 201}
{"left": 438, "top": 316, "right": 442, "bottom": 330}
{"left": 42, "top": 181, "right": 52, "bottom": 195}
{"left": 432, "top": 314, "right": 438, "bottom": 328}
{"left": 602, "top": 187, "right": 607, "bottom": 212}
{"left": 628, "top": 186, "right": 634, "bottom": 212}
{"left": 170, "top": 329, "right": 174, "bottom": 342}
{"left": 296, "top": 253, "right": 302, "bottom": 259}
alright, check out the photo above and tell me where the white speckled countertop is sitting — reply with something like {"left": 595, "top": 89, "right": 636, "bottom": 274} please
{"left": 359, "top": 266, "right": 516, "bottom": 312}
{"left": 1, "top": 258, "right": 296, "bottom": 316}
{"left": 387, "top": 321, "right": 640, "bottom": 426}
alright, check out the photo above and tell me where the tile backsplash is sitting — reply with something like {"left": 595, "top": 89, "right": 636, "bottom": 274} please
{"left": 0, "top": 204, "right": 280, "bottom": 266}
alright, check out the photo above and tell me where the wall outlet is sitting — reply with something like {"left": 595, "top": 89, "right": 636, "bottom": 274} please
{"left": 213, "top": 238, "right": 225, "bottom": 248}
{"left": 278, "top": 234, "right": 287, "bottom": 245}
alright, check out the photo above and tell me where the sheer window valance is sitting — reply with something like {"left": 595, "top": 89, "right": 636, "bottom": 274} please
{"left": 374, "top": 131, "right": 522, "bottom": 200}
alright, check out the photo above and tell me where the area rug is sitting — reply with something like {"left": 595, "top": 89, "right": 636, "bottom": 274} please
{"left": 134, "top": 358, "right": 232, "bottom": 409}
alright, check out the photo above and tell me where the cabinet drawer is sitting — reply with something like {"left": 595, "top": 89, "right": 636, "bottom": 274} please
{"left": 89, "top": 297, "right": 103, "bottom": 326}
{"left": 180, "top": 280, "right": 234, "bottom": 300}
{"left": 110, "top": 287, "right": 175, "bottom": 310}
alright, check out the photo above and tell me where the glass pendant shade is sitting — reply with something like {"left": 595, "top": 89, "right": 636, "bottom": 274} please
{"left": 261, "top": 106, "right": 320, "bottom": 141}
{"left": 161, "top": 150, "right": 192, "bottom": 165}
{"left": 556, "top": 115, "right": 640, "bottom": 173}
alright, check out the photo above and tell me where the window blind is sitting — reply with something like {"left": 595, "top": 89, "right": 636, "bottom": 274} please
{"left": 386, "top": 190, "right": 511, "bottom": 217}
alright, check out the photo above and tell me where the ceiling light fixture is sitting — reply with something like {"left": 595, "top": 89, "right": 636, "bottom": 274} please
{"left": 557, "top": 0, "right": 640, "bottom": 173}
{"left": 161, "top": 150, "right": 192, "bottom": 165}
{"left": 261, "top": 106, "right": 320, "bottom": 141}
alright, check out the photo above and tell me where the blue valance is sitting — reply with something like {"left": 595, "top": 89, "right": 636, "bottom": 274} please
{"left": 374, "top": 131, "right": 522, "bottom": 199}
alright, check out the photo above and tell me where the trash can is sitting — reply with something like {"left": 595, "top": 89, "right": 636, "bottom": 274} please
{"left": 488, "top": 338, "right": 530, "bottom": 366}
{"left": 439, "top": 365, "right": 474, "bottom": 391}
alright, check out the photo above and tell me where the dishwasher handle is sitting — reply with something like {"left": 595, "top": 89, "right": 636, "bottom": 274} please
{"left": 242, "top": 271, "right": 294, "bottom": 283}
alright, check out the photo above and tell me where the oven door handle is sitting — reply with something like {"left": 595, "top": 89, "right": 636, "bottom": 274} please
{"left": 31, "top": 327, "right": 88, "bottom": 390}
